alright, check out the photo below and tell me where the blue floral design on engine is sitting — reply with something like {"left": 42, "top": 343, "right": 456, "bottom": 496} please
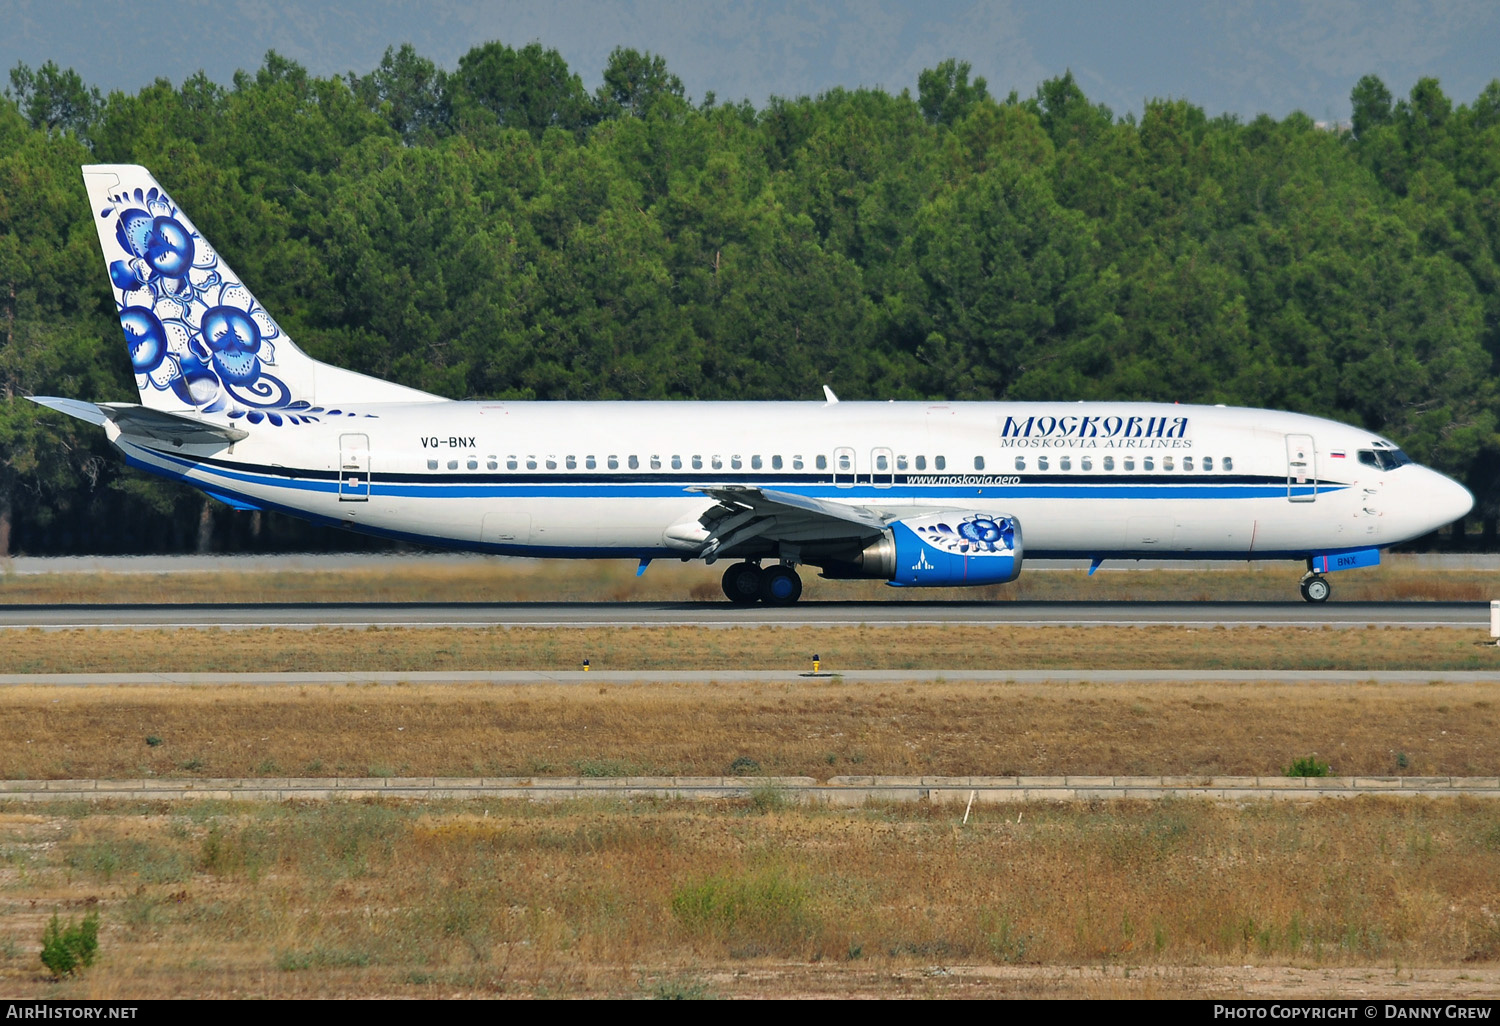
{"left": 98, "top": 183, "right": 309, "bottom": 419}
{"left": 916, "top": 514, "right": 1016, "bottom": 555}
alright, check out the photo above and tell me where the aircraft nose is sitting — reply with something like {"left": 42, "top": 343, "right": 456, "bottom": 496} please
{"left": 1428, "top": 470, "right": 1474, "bottom": 530}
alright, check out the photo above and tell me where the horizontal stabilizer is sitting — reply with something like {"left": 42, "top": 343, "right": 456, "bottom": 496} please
{"left": 29, "top": 396, "right": 247, "bottom": 444}
{"left": 26, "top": 396, "right": 109, "bottom": 426}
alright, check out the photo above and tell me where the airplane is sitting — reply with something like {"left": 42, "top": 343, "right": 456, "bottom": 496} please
{"left": 30, "top": 164, "right": 1475, "bottom": 605}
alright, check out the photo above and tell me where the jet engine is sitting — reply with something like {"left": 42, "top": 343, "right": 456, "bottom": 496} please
{"left": 819, "top": 511, "right": 1022, "bottom": 587}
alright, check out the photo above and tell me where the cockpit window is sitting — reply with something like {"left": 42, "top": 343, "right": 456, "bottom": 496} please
{"left": 1358, "top": 448, "right": 1412, "bottom": 471}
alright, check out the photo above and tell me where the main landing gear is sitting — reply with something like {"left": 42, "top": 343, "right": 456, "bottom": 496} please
{"left": 721, "top": 561, "right": 803, "bottom": 606}
{"left": 1299, "top": 572, "right": 1331, "bottom": 603}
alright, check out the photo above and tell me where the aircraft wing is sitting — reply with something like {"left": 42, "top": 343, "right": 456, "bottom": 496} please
{"left": 29, "top": 397, "right": 248, "bottom": 445}
{"left": 685, "top": 485, "right": 889, "bottom": 560}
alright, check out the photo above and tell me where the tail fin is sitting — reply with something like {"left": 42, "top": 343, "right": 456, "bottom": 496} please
{"left": 82, "top": 165, "right": 440, "bottom": 414}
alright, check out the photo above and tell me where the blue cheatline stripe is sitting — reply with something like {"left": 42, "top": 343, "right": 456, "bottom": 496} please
{"left": 131, "top": 443, "right": 1347, "bottom": 503}
{"left": 182, "top": 448, "right": 1300, "bottom": 491}
{"left": 122, "top": 448, "right": 1354, "bottom": 563}
{"left": 171, "top": 447, "right": 1334, "bottom": 492}
{"left": 137, "top": 445, "right": 339, "bottom": 495}
{"left": 122, "top": 451, "right": 682, "bottom": 557}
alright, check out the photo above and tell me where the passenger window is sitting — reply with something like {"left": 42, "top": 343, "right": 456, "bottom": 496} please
{"left": 507, "top": 457, "right": 518, "bottom": 471}
{"left": 447, "top": 459, "right": 458, "bottom": 470}
{"left": 1163, "top": 456, "right": 1174, "bottom": 471}
{"left": 672, "top": 455, "right": 682, "bottom": 470}
{"left": 1124, "top": 457, "right": 1135, "bottom": 471}
{"left": 792, "top": 456, "right": 803, "bottom": 470}
{"left": 731, "top": 456, "right": 742, "bottom": 470}
{"left": 935, "top": 456, "right": 946, "bottom": 470}
{"left": 752, "top": 455, "right": 762, "bottom": 470}
{"left": 973, "top": 456, "right": 984, "bottom": 470}
{"left": 772, "top": 455, "right": 782, "bottom": 470}
{"left": 915, "top": 456, "right": 927, "bottom": 470}
{"left": 607, "top": 456, "right": 619, "bottom": 470}
{"left": 1060, "top": 456, "right": 1072, "bottom": 471}
{"left": 1223, "top": 457, "right": 1234, "bottom": 471}
{"left": 692, "top": 455, "right": 703, "bottom": 470}
{"left": 628, "top": 455, "right": 639, "bottom": 470}
{"left": 586, "top": 456, "right": 596, "bottom": 470}
{"left": 1038, "top": 456, "right": 1049, "bottom": 471}
{"left": 565, "top": 456, "right": 576, "bottom": 470}
{"left": 877, "top": 454, "right": 889, "bottom": 471}
{"left": 1203, "top": 456, "right": 1213, "bottom": 471}
{"left": 1183, "top": 456, "right": 1193, "bottom": 471}
{"left": 712, "top": 455, "right": 723, "bottom": 470}
{"left": 427, "top": 459, "right": 438, "bottom": 470}
{"left": 1144, "top": 457, "right": 1155, "bottom": 471}
{"left": 1081, "top": 456, "right": 1092, "bottom": 471}
{"left": 486, "top": 459, "right": 497, "bottom": 470}
{"left": 896, "top": 455, "right": 907, "bottom": 471}
{"left": 467, "top": 459, "right": 478, "bottom": 470}
{"left": 1103, "top": 456, "right": 1114, "bottom": 471}
{"left": 816, "top": 455, "right": 828, "bottom": 470}
{"left": 650, "top": 456, "right": 661, "bottom": 470}
{"left": 837, "top": 453, "right": 851, "bottom": 471}
{"left": 527, "top": 457, "right": 538, "bottom": 470}
{"left": 1015, "top": 456, "right": 1026, "bottom": 471}
{"left": 546, "top": 458, "right": 557, "bottom": 470}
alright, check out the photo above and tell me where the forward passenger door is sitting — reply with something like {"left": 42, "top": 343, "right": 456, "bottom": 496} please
{"left": 1285, "top": 434, "right": 1316, "bottom": 503}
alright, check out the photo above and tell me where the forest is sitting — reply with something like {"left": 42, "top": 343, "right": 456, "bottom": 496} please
{"left": 1, "top": 43, "right": 1497, "bottom": 554}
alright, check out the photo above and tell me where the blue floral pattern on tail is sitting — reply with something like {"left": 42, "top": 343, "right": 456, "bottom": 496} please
{"left": 97, "top": 183, "right": 316, "bottom": 424}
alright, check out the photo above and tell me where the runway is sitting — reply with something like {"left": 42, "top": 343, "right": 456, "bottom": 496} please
{"left": 3, "top": 669, "right": 1497, "bottom": 687}
{"left": 4, "top": 774, "right": 1498, "bottom": 804}
{"left": 0, "top": 599, "right": 1489, "bottom": 629}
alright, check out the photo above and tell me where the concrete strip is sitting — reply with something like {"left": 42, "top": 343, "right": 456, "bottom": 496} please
{"left": 9, "top": 553, "right": 1498, "bottom": 575}
{"left": 4, "top": 669, "right": 1500, "bottom": 687}
{"left": 1, "top": 596, "right": 1491, "bottom": 631}
{"left": 4, "top": 776, "right": 1499, "bottom": 804}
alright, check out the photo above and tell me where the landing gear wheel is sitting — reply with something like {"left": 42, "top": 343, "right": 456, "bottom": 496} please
{"left": 1300, "top": 576, "right": 1331, "bottom": 603}
{"left": 722, "top": 563, "right": 763, "bottom": 605}
{"left": 759, "top": 564, "right": 803, "bottom": 606}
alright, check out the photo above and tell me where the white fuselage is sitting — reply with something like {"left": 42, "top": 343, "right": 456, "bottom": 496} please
{"left": 110, "top": 400, "right": 1472, "bottom": 563}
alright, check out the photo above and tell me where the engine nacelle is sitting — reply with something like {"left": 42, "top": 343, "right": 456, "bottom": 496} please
{"left": 825, "top": 511, "right": 1022, "bottom": 587}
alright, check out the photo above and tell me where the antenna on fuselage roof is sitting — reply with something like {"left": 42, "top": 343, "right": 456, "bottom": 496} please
{"left": 822, "top": 385, "right": 839, "bottom": 404}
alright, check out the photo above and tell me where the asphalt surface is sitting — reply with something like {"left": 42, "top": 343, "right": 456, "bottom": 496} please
{"left": 0, "top": 599, "right": 1491, "bottom": 629}
{"left": 9, "top": 553, "right": 1500, "bottom": 573}
{"left": 2, "top": 669, "right": 1496, "bottom": 687}
{"left": 5, "top": 774, "right": 1498, "bottom": 804}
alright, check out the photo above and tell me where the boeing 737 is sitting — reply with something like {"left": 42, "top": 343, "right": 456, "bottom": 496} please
{"left": 30, "top": 165, "right": 1475, "bottom": 604}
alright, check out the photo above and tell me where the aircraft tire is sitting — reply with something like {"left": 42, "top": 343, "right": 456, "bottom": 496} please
{"left": 722, "top": 563, "right": 763, "bottom": 605}
{"left": 759, "top": 565, "right": 803, "bottom": 606}
{"left": 1302, "top": 576, "right": 1331, "bottom": 603}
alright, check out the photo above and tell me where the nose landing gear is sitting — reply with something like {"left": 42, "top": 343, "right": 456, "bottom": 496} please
{"left": 1299, "top": 573, "right": 1331, "bottom": 603}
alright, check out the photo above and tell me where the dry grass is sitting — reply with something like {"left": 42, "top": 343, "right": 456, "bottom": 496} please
{"left": 4, "top": 555, "right": 1496, "bottom": 998}
{"left": 2, "top": 555, "right": 1496, "bottom": 605}
{"left": 4, "top": 623, "right": 1499, "bottom": 674}
{"left": 2, "top": 798, "right": 1499, "bottom": 998}
{"left": 1, "top": 679, "right": 1496, "bottom": 780}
